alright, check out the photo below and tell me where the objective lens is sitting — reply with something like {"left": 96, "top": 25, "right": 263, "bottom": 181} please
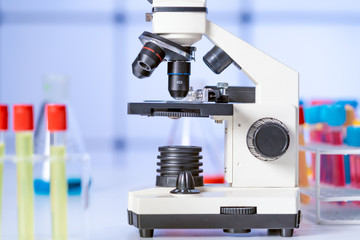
{"left": 132, "top": 42, "right": 166, "bottom": 79}
{"left": 168, "top": 61, "right": 191, "bottom": 100}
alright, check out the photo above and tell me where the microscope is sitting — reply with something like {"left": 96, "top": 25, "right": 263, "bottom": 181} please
{"left": 127, "top": 0, "right": 301, "bottom": 237}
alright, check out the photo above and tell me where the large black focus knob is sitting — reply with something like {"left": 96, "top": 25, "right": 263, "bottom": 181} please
{"left": 203, "top": 46, "right": 233, "bottom": 74}
{"left": 247, "top": 118, "right": 290, "bottom": 161}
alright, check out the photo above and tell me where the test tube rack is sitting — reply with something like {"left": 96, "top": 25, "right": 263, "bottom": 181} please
{"left": 300, "top": 144, "right": 360, "bottom": 224}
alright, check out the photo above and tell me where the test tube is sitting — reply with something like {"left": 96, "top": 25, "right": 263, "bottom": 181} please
{"left": 323, "top": 105, "right": 346, "bottom": 186}
{"left": 305, "top": 106, "right": 323, "bottom": 180}
{"left": 0, "top": 105, "right": 8, "bottom": 235}
{"left": 347, "top": 126, "right": 360, "bottom": 188}
{"left": 343, "top": 105, "right": 355, "bottom": 184}
{"left": 319, "top": 105, "right": 332, "bottom": 184}
{"left": 13, "top": 105, "right": 35, "bottom": 240}
{"left": 47, "top": 104, "right": 68, "bottom": 240}
{"left": 299, "top": 106, "right": 310, "bottom": 203}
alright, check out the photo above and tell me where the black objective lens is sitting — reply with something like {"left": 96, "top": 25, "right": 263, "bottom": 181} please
{"left": 203, "top": 46, "right": 233, "bottom": 74}
{"left": 132, "top": 42, "right": 166, "bottom": 79}
{"left": 168, "top": 61, "right": 191, "bottom": 100}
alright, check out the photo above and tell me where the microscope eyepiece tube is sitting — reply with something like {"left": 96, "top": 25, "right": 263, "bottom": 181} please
{"left": 132, "top": 42, "right": 165, "bottom": 79}
{"left": 168, "top": 61, "right": 191, "bottom": 100}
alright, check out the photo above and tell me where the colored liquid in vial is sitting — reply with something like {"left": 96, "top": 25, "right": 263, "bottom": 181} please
{"left": 16, "top": 132, "right": 35, "bottom": 240}
{"left": 0, "top": 143, "right": 4, "bottom": 235}
{"left": 310, "top": 129, "right": 323, "bottom": 180}
{"left": 51, "top": 145, "right": 68, "bottom": 240}
{"left": 329, "top": 131, "right": 345, "bottom": 186}
{"left": 350, "top": 155, "right": 360, "bottom": 188}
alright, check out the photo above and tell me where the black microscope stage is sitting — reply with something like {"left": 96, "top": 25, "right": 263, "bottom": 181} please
{"left": 128, "top": 101, "right": 234, "bottom": 118}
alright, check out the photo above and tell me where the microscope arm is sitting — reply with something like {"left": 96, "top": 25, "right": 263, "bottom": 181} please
{"left": 205, "top": 20, "right": 299, "bottom": 107}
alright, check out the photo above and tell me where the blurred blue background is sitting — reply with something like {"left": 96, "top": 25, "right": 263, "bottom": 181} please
{"left": 1, "top": 0, "right": 360, "bottom": 155}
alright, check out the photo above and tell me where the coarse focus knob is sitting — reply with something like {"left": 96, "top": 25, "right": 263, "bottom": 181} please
{"left": 247, "top": 118, "right": 290, "bottom": 161}
{"left": 220, "top": 207, "right": 257, "bottom": 215}
{"left": 203, "top": 46, "right": 233, "bottom": 74}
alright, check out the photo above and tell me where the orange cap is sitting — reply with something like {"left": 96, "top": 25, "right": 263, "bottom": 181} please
{"left": 13, "top": 105, "right": 34, "bottom": 131}
{"left": 46, "top": 104, "right": 67, "bottom": 131}
{"left": 344, "top": 105, "right": 355, "bottom": 127}
{"left": 0, "top": 105, "right": 8, "bottom": 130}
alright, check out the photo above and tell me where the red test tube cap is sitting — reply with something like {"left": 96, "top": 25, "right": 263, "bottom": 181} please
{"left": 311, "top": 100, "right": 333, "bottom": 106}
{"left": 46, "top": 104, "right": 67, "bottom": 131}
{"left": 299, "top": 106, "right": 305, "bottom": 125}
{"left": 0, "top": 105, "right": 8, "bottom": 130}
{"left": 13, "top": 105, "right": 34, "bottom": 131}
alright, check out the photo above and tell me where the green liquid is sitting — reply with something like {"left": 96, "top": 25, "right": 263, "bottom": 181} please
{"left": 0, "top": 143, "right": 4, "bottom": 238}
{"left": 16, "top": 132, "right": 35, "bottom": 240}
{"left": 51, "top": 145, "right": 68, "bottom": 240}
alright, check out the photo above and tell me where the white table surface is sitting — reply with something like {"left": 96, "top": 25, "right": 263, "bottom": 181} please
{"left": 86, "top": 145, "right": 360, "bottom": 239}
{"left": 3, "top": 143, "right": 359, "bottom": 239}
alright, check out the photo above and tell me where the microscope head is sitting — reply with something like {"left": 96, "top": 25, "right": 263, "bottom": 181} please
{"left": 132, "top": 0, "right": 235, "bottom": 100}
{"left": 132, "top": 0, "right": 208, "bottom": 100}
{"left": 150, "top": 0, "right": 207, "bottom": 46}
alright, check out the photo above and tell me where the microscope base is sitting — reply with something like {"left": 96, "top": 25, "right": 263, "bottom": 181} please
{"left": 128, "top": 186, "right": 301, "bottom": 237}
{"left": 128, "top": 210, "right": 300, "bottom": 237}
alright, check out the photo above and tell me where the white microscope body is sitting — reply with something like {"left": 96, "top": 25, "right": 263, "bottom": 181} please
{"left": 128, "top": 0, "right": 300, "bottom": 237}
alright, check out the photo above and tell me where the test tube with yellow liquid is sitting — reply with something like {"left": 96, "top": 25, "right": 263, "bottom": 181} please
{"left": 0, "top": 105, "right": 8, "bottom": 237}
{"left": 47, "top": 104, "right": 68, "bottom": 240}
{"left": 13, "top": 105, "right": 35, "bottom": 240}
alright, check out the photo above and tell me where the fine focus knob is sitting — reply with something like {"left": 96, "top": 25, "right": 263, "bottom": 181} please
{"left": 220, "top": 207, "right": 257, "bottom": 215}
{"left": 247, "top": 118, "right": 290, "bottom": 161}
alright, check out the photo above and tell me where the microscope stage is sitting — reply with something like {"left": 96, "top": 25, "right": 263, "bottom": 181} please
{"left": 128, "top": 101, "right": 234, "bottom": 117}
